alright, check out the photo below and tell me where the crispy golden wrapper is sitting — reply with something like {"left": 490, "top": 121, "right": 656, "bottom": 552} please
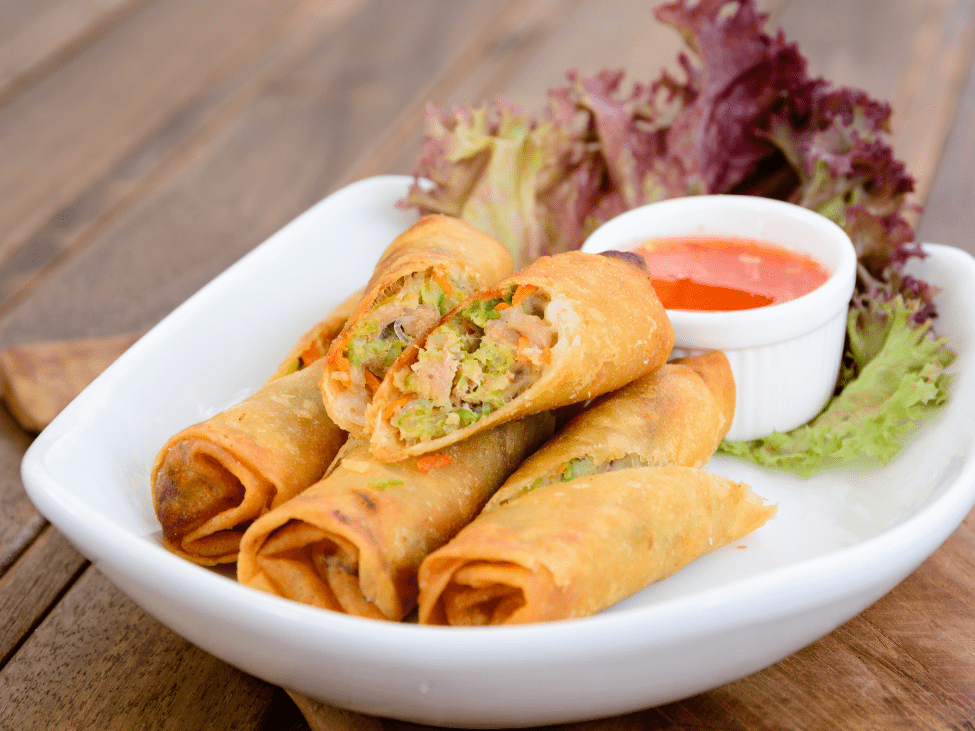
{"left": 151, "top": 359, "right": 348, "bottom": 566}
{"left": 151, "top": 289, "right": 367, "bottom": 565}
{"left": 483, "top": 351, "right": 735, "bottom": 511}
{"left": 265, "top": 288, "right": 363, "bottom": 383}
{"left": 151, "top": 360, "right": 347, "bottom": 565}
{"left": 368, "top": 250, "right": 674, "bottom": 461}
{"left": 417, "top": 465, "right": 776, "bottom": 626}
{"left": 322, "top": 215, "right": 512, "bottom": 438}
{"left": 237, "top": 412, "right": 556, "bottom": 621}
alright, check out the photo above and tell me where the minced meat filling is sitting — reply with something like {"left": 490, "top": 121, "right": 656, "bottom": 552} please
{"left": 343, "top": 270, "right": 461, "bottom": 393}
{"left": 390, "top": 285, "right": 556, "bottom": 443}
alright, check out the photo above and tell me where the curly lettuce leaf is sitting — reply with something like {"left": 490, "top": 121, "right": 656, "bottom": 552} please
{"left": 403, "top": 0, "right": 956, "bottom": 475}
{"left": 719, "top": 296, "right": 955, "bottom": 476}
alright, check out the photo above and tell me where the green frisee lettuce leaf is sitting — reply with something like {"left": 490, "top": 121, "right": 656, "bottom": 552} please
{"left": 719, "top": 295, "right": 955, "bottom": 476}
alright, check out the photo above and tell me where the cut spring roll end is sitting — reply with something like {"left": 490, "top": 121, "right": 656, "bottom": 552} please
{"left": 368, "top": 251, "right": 675, "bottom": 462}
{"left": 417, "top": 465, "right": 776, "bottom": 626}
{"left": 151, "top": 362, "right": 347, "bottom": 566}
{"left": 322, "top": 215, "right": 512, "bottom": 438}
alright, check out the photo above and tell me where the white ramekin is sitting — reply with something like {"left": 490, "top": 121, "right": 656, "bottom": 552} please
{"left": 581, "top": 195, "right": 857, "bottom": 442}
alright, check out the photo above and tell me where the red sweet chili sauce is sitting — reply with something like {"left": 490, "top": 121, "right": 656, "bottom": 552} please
{"left": 632, "top": 237, "right": 831, "bottom": 311}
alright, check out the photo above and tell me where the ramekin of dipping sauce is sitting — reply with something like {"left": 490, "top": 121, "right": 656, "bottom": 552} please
{"left": 581, "top": 195, "right": 857, "bottom": 442}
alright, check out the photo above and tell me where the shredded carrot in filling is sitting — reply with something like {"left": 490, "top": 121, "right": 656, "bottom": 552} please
{"left": 416, "top": 453, "right": 452, "bottom": 472}
{"left": 299, "top": 341, "right": 324, "bottom": 367}
{"left": 511, "top": 284, "right": 538, "bottom": 306}
{"left": 494, "top": 301, "right": 511, "bottom": 311}
{"left": 384, "top": 395, "right": 412, "bottom": 421}
{"left": 364, "top": 369, "right": 383, "bottom": 393}
{"left": 540, "top": 348, "right": 552, "bottom": 364}
{"left": 432, "top": 269, "right": 453, "bottom": 298}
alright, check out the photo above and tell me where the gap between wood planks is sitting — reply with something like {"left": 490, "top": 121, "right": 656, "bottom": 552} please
{"left": 0, "top": 524, "right": 90, "bottom": 670}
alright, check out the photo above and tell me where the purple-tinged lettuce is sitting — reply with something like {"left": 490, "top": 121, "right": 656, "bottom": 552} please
{"left": 403, "top": 0, "right": 954, "bottom": 475}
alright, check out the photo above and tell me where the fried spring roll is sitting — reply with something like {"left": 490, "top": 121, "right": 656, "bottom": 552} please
{"left": 367, "top": 250, "right": 674, "bottom": 462}
{"left": 152, "top": 367, "right": 346, "bottom": 566}
{"left": 417, "top": 465, "right": 776, "bottom": 626}
{"left": 484, "top": 351, "right": 735, "bottom": 511}
{"left": 237, "top": 412, "right": 556, "bottom": 620}
{"left": 322, "top": 215, "right": 512, "bottom": 438}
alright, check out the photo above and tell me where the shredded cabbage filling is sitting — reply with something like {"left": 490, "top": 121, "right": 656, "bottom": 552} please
{"left": 391, "top": 285, "right": 555, "bottom": 443}
{"left": 499, "top": 453, "right": 647, "bottom": 505}
{"left": 343, "top": 270, "right": 461, "bottom": 393}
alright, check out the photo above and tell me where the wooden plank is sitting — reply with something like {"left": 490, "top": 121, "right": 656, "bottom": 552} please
{"left": 1, "top": 2, "right": 972, "bottom": 730}
{"left": 886, "top": 0, "right": 975, "bottom": 212}
{"left": 337, "top": 0, "right": 578, "bottom": 184}
{"left": 0, "top": 0, "right": 310, "bottom": 293}
{"left": 0, "top": 0, "right": 372, "bottom": 599}
{"left": 0, "top": 524, "right": 87, "bottom": 666}
{"left": 916, "top": 33, "right": 975, "bottom": 254}
{"left": 776, "top": 0, "right": 975, "bottom": 223}
{"left": 0, "top": 400, "right": 42, "bottom": 575}
{"left": 0, "top": 0, "right": 513, "bottom": 638}
{"left": 357, "top": 0, "right": 975, "bottom": 234}
{"left": 0, "top": 566, "right": 309, "bottom": 730}
{"left": 0, "top": 0, "right": 151, "bottom": 107}
{"left": 0, "top": 0, "right": 515, "bottom": 346}
{"left": 0, "top": 0, "right": 372, "bottom": 312}
{"left": 0, "top": 2, "right": 522, "bottom": 728}
{"left": 0, "top": 333, "right": 140, "bottom": 432}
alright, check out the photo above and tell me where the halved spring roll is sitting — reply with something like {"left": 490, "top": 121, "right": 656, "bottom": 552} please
{"left": 417, "top": 465, "right": 776, "bottom": 626}
{"left": 237, "top": 412, "right": 556, "bottom": 621}
{"left": 367, "top": 250, "right": 674, "bottom": 462}
{"left": 484, "top": 351, "right": 735, "bottom": 511}
{"left": 322, "top": 215, "right": 513, "bottom": 438}
{"left": 152, "top": 359, "right": 347, "bottom": 566}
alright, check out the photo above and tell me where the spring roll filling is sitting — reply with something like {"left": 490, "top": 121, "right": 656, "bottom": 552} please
{"left": 339, "top": 268, "right": 466, "bottom": 394}
{"left": 497, "top": 453, "right": 647, "bottom": 506}
{"left": 390, "top": 286, "right": 556, "bottom": 443}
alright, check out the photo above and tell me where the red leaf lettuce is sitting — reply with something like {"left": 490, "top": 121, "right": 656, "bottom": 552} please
{"left": 402, "top": 0, "right": 954, "bottom": 475}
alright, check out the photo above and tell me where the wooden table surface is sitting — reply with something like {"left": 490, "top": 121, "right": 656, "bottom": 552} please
{"left": 2, "top": 1, "right": 975, "bottom": 729}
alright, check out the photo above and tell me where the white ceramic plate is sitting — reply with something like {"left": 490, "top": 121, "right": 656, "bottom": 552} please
{"left": 21, "top": 175, "right": 975, "bottom": 729}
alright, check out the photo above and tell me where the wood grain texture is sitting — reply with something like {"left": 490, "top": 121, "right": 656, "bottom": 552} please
{"left": 0, "top": 0, "right": 150, "bottom": 106}
{"left": 777, "top": 0, "right": 975, "bottom": 225}
{"left": 0, "top": 525, "right": 87, "bottom": 666}
{"left": 0, "top": 399, "right": 42, "bottom": 575}
{"left": 0, "top": 0, "right": 507, "bottom": 589}
{"left": 0, "top": 0, "right": 366, "bottom": 313}
{"left": 0, "top": 567, "right": 309, "bottom": 731}
{"left": 916, "top": 15, "right": 975, "bottom": 254}
{"left": 0, "top": 333, "right": 140, "bottom": 432}
{"left": 0, "top": 0, "right": 306, "bottom": 266}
